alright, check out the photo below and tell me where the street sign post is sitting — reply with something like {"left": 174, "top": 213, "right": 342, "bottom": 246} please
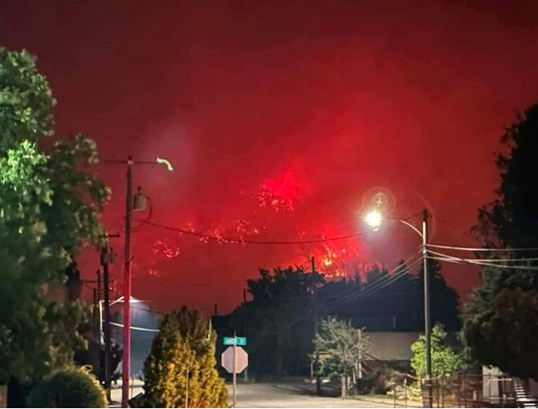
{"left": 223, "top": 336, "right": 247, "bottom": 346}
{"left": 221, "top": 343, "right": 248, "bottom": 408}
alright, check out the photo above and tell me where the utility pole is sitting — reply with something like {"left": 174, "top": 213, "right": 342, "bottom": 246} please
{"left": 101, "top": 240, "right": 117, "bottom": 404}
{"left": 97, "top": 269, "right": 103, "bottom": 351}
{"left": 242, "top": 287, "right": 248, "bottom": 383}
{"left": 422, "top": 208, "right": 433, "bottom": 408}
{"left": 93, "top": 287, "right": 99, "bottom": 340}
{"left": 122, "top": 158, "right": 133, "bottom": 409}
{"left": 364, "top": 206, "right": 433, "bottom": 407}
{"left": 312, "top": 256, "right": 321, "bottom": 396}
{"left": 358, "top": 328, "right": 363, "bottom": 380}
{"left": 105, "top": 156, "right": 172, "bottom": 408}
{"left": 97, "top": 269, "right": 102, "bottom": 310}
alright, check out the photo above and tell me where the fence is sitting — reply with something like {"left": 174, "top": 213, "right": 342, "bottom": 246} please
{"left": 387, "top": 373, "right": 523, "bottom": 408}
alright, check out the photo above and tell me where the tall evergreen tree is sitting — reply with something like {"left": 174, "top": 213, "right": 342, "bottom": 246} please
{"left": 143, "top": 314, "right": 196, "bottom": 408}
{"left": 417, "top": 259, "right": 460, "bottom": 331}
{"left": 143, "top": 308, "right": 228, "bottom": 408}
{"left": 314, "top": 316, "right": 368, "bottom": 398}
{"left": 231, "top": 266, "right": 325, "bottom": 376}
{"left": 462, "top": 101, "right": 538, "bottom": 378}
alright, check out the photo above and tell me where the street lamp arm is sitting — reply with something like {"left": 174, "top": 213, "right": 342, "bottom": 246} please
{"left": 104, "top": 158, "right": 174, "bottom": 171}
{"left": 396, "top": 218, "right": 424, "bottom": 239}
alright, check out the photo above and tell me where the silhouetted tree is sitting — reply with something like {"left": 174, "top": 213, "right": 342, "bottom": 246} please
{"left": 465, "top": 288, "right": 538, "bottom": 379}
{"left": 231, "top": 266, "right": 324, "bottom": 376}
{"left": 417, "top": 259, "right": 461, "bottom": 331}
{"left": 328, "top": 261, "right": 459, "bottom": 332}
{"left": 232, "top": 261, "right": 460, "bottom": 375}
{"left": 463, "top": 102, "right": 538, "bottom": 377}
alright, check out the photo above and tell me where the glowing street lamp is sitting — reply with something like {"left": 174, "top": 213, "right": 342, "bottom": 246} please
{"left": 364, "top": 208, "right": 433, "bottom": 408}
{"left": 364, "top": 209, "right": 383, "bottom": 229}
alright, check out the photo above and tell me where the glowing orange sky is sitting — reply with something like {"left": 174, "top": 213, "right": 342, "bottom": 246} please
{"left": 2, "top": 0, "right": 538, "bottom": 314}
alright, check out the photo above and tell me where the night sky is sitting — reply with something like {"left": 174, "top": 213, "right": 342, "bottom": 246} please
{"left": 2, "top": 0, "right": 538, "bottom": 314}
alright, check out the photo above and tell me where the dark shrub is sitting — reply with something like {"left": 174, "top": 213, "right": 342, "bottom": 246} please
{"left": 27, "top": 367, "right": 106, "bottom": 408}
{"left": 369, "top": 366, "right": 391, "bottom": 394}
{"left": 356, "top": 378, "right": 375, "bottom": 394}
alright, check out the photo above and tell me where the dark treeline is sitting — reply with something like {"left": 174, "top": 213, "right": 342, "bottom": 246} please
{"left": 227, "top": 259, "right": 459, "bottom": 377}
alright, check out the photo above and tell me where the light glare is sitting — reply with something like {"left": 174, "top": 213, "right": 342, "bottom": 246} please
{"left": 365, "top": 210, "right": 383, "bottom": 229}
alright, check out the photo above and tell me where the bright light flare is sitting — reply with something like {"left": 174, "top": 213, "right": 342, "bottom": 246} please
{"left": 365, "top": 210, "right": 383, "bottom": 229}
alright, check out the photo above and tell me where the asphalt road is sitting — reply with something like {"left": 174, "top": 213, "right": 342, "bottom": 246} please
{"left": 111, "top": 379, "right": 394, "bottom": 408}
{"left": 229, "top": 382, "right": 390, "bottom": 408}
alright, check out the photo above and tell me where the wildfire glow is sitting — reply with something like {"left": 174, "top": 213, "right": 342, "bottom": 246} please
{"left": 152, "top": 239, "right": 181, "bottom": 258}
{"left": 140, "top": 177, "right": 373, "bottom": 285}
{"left": 256, "top": 185, "right": 294, "bottom": 212}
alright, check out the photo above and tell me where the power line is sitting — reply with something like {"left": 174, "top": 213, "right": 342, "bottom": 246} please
{"left": 130, "top": 304, "right": 165, "bottom": 315}
{"left": 109, "top": 321, "right": 160, "bottom": 333}
{"left": 142, "top": 220, "right": 369, "bottom": 245}
{"left": 427, "top": 249, "right": 538, "bottom": 263}
{"left": 428, "top": 248, "right": 538, "bottom": 264}
{"left": 469, "top": 260, "right": 538, "bottom": 271}
{"left": 430, "top": 215, "right": 477, "bottom": 241}
{"left": 329, "top": 257, "right": 423, "bottom": 309}
{"left": 326, "top": 253, "right": 423, "bottom": 311}
{"left": 133, "top": 276, "right": 247, "bottom": 288}
{"left": 427, "top": 251, "right": 538, "bottom": 271}
{"left": 141, "top": 210, "right": 425, "bottom": 247}
{"left": 427, "top": 243, "right": 538, "bottom": 252}
{"left": 255, "top": 256, "right": 424, "bottom": 335}
{"left": 306, "top": 249, "right": 422, "bottom": 308}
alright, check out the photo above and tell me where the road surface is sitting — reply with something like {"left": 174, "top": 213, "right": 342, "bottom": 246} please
{"left": 111, "top": 378, "right": 397, "bottom": 407}
{"left": 229, "top": 381, "right": 391, "bottom": 408}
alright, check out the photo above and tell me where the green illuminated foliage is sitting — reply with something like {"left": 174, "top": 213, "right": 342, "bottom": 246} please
{"left": 143, "top": 307, "right": 228, "bottom": 408}
{"left": 0, "top": 46, "right": 109, "bottom": 387}
{"left": 313, "top": 316, "right": 368, "bottom": 397}
{"left": 26, "top": 367, "right": 107, "bottom": 408}
{"left": 0, "top": 46, "right": 55, "bottom": 151}
{"left": 410, "top": 324, "right": 463, "bottom": 379}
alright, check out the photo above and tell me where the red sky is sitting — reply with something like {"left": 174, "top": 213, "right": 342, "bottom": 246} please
{"left": 2, "top": 0, "right": 538, "bottom": 315}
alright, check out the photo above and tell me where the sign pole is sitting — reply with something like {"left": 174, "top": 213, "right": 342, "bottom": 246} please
{"left": 185, "top": 368, "right": 189, "bottom": 408}
{"left": 233, "top": 332, "right": 237, "bottom": 408}
{"left": 221, "top": 339, "right": 247, "bottom": 407}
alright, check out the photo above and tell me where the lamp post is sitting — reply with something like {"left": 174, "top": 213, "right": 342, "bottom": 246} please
{"left": 105, "top": 156, "right": 173, "bottom": 408}
{"left": 365, "top": 208, "right": 432, "bottom": 408}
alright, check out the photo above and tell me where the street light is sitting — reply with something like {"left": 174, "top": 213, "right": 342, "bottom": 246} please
{"left": 364, "top": 209, "right": 383, "bottom": 229}
{"left": 105, "top": 156, "right": 173, "bottom": 408}
{"left": 364, "top": 208, "right": 433, "bottom": 408}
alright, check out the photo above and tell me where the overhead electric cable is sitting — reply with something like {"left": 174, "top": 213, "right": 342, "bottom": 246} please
{"left": 426, "top": 249, "right": 538, "bottom": 263}
{"left": 427, "top": 243, "right": 538, "bottom": 252}
{"left": 109, "top": 321, "right": 160, "bottom": 332}
{"left": 427, "top": 252, "right": 538, "bottom": 271}
{"left": 326, "top": 252, "right": 423, "bottom": 310}
{"left": 142, "top": 220, "right": 368, "bottom": 245}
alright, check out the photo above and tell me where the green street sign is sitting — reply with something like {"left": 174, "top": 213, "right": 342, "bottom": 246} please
{"left": 223, "top": 336, "right": 247, "bottom": 346}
